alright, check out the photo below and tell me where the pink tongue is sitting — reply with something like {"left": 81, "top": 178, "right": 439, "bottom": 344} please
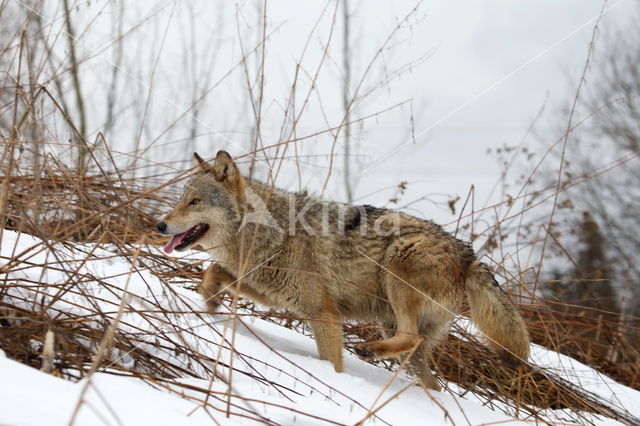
{"left": 163, "top": 231, "right": 187, "bottom": 254}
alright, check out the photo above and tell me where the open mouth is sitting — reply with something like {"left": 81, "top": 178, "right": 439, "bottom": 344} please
{"left": 163, "top": 223, "right": 209, "bottom": 254}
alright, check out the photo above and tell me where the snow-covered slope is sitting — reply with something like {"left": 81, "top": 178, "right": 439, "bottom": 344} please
{"left": 1, "top": 230, "right": 638, "bottom": 425}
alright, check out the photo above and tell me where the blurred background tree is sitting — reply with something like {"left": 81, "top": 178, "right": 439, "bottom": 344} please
{"left": 534, "top": 13, "right": 640, "bottom": 347}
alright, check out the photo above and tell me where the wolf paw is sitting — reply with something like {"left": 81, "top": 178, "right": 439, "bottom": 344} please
{"left": 355, "top": 336, "right": 422, "bottom": 360}
{"left": 354, "top": 342, "right": 379, "bottom": 360}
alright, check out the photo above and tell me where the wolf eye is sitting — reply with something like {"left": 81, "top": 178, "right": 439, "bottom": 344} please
{"left": 190, "top": 198, "right": 201, "bottom": 205}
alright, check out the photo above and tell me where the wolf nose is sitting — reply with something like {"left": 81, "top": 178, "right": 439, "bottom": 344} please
{"left": 156, "top": 221, "right": 167, "bottom": 233}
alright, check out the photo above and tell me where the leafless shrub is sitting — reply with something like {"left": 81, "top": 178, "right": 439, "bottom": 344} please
{"left": 1, "top": 1, "right": 638, "bottom": 424}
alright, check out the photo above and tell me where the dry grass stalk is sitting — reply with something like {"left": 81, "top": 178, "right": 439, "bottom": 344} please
{"left": 0, "top": 9, "right": 637, "bottom": 422}
{"left": 40, "top": 329, "right": 55, "bottom": 373}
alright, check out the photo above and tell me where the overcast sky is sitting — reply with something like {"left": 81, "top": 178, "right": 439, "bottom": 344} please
{"left": 319, "top": 0, "right": 638, "bottom": 221}
{"left": 189, "top": 1, "right": 638, "bottom": 222}
{"left": 24, "top": 0, "right": 638, "bottom": 225}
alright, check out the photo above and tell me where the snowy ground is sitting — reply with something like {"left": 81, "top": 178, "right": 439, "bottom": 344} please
{"left": 1, "top": 230, "right": 639, "bottom": 425}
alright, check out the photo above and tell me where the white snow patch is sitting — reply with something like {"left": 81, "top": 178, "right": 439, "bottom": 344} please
{"left": 1, "top": 230, "right": 637, "bottom": 425}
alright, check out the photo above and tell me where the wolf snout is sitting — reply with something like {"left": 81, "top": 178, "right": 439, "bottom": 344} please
{"left": 156, "top": 221, "right": 167, "bottom": 234}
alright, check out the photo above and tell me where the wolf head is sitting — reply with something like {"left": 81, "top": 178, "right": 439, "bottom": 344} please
{"left": 156, "top": 150, "right": 245, "bottom": 254}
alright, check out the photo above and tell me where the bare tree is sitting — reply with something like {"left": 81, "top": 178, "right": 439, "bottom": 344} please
{"left": 341, "top": 0, "right": 353, "bottom": 202}
{"left": 62, "top": 0, "right": 89, "bottom": 171}
{"left": 533, "top": 12, "right": 640, "bottom": 333}
{"left": 547, "top": 211, "right": 620, "bottom": 317}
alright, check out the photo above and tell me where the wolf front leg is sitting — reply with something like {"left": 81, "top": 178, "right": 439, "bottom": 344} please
{"left": 201, "top": 263, "right": 278, "bottom": 308}
{"left": 299, "top": 289, "right": 344, "bottom": 373}
{"left": 199, "top": 263, "right": 235, "bottom": 311}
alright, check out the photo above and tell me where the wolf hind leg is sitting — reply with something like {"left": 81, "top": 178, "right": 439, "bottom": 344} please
{"left": 407, "top": 315, "right": 453, "bottom": 392}
{"left": 355, "top": 281, "right": 422, "bottom": 359}
{"left": 376, "top": 318, "right": 442, "bottom": 391}
{"left": 406, "top": 341, "right": 441, "bottom": 391}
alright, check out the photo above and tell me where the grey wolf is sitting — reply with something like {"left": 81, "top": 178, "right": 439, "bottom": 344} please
{"left": 156, "top": 150, "right": 530, "bottom": 390}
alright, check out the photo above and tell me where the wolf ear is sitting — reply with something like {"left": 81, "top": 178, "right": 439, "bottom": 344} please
{"left": 213, "top": 150, "right": 242, "bottom": 186}
{"left": 193, "top": 152, "right": 213, "bottom": 174}
{"left": 213, "top": 150, "right": 245, "bottom": 202}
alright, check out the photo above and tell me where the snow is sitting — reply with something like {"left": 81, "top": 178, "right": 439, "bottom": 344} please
{"left": 0, "top": 352, "right": 213, "bottom": 426}
{"left": 1, "top": 229, "right": 638, "bottom": 425}
{"left": 530, "top": 345, "right": 640, "bottom": 423}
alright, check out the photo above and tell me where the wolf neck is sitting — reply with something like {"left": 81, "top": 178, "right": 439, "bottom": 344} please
{"left": 245, "top": 177, "right": 295, "bottom": 202}
{"left": 211, "top": 177, "right": 290, "bottom": 273}
{"left": 243, "top": 177, "right": 305, "bottom": 221}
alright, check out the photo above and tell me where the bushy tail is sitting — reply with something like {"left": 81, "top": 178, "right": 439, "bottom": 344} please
{"left": 465, "top": 262, "right": 530, "bottom": 362}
